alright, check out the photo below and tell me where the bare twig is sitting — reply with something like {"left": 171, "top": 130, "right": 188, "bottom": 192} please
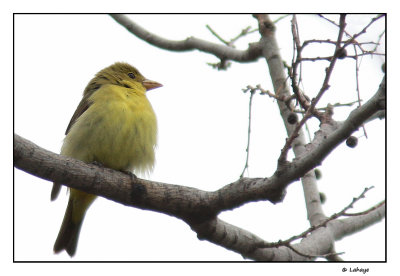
{"left": 372, "top": 30, "right": 386, "bottom": 52}
{"left": 303, "top": 39, "right": 379, "bottom": 47}
{"left": 299, "top": 52, "right": 385, "bottom": 62}
{"left": 273, "top": 14, "right": 290, "bottom": 24}
{"left": 229, "top": 26, "right": 258, "bottom": 45}
{"left": 342, "top": 14, "right": 385, "bottom": 48}
{"left": 343, "top": 200, "right": 385, "bottom": 217}
{"left": 285, "top": 243, "right": 345, "bottom": 259}
{"left": 293, "top": 100, "right": 361, "bottom": 114}
{"left": 240, "top": 88, "right": 256, "bottom": 178}
{"left": 317, "top": 14, "right": 385, "bottom": 56}
{"left": 206, "top": 24, "right": 258, "bottom": 47}
{"left": 257, "top": 186, "right": 378, "bottom": 258}
{"left": 205, "top": 24, "right": 259, "bottom": 70}
{"left": 286, "top": 186, "right": 374, "bottom": 245}
{"left": 313, "top": 14, "right": 346, "bottom": 103}
{"left": 290, "top": 15, "right": 312, "bottom": 114}
{"left": 206, "top": 24, "right": 230, "bottom": 45}
{"left": 353, "top": 44, "right": 368, "bottom": 139}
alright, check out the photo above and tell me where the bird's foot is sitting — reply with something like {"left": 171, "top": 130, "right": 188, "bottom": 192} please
{"left": 120, "top": 169, "right": 138, "bottom": 181}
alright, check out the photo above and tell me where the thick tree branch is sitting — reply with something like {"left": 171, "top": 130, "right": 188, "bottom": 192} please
{"left": 14, "top": 72, "right": 384, "bottom": 217}
{"left": 190, "top": 217, "right": 314, "bottom": 261}
{"left": 109, "top": 14, "right": 262, "bottom": 63}
{"left": 14, "top": 134, "right": 283, "bottom": 219}
{"left": 14, "top": 73, "right": 384, "bottom": 259}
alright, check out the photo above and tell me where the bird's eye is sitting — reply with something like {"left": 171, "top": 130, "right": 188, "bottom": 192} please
{"left": 128, "top": 72, "right": 136, "bottom": 79}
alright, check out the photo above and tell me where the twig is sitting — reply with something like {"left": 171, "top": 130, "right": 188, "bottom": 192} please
{"left": 293, "top": 100, "right": 361, "bottom": 113}
{"left": 317, "top": 14, "right": 385, "bottom": 55}
{"left": 240, "top": 88, "right": 256, "bottom": 178}
{"left": 353, "top": 44, "right": 368, "bottom": 139}
{"left": 343, "top": 200, "right": 385, "bottom": 216}
{"left": 286, "top": 243, "right": 345, "bottom": 259}
{"left": 229, "top": 26, "right": 258, "bottom": 45}
{"left": 303, "top": 39, "right": 379, "bottom": 47}
{"left": 309, "top": 14, "right": 346, "bottom": 112}
{"left": 205, "top": 24, "right": 258, "bottom": 70}
{"left": 206, "top": 24, "right": 230, "bottom": 45}
{"left": 258, "top": 186, "right": 376, "bottom": 253}
{"left": 372, "top": 30, "right": 386, "bottom": 52}
{"left": 317, "top": 14, "right": 358, "bottom": 41}
{"left": 342, "top": 14, "right": 385, "bottom": 48}
{"left": 290, "top": 15, "right": 309, "bottom": 111}
{"left": 206, "top": 24, "right": 259, "bottom": 48}
{"left": 299, "top": 52, "right": 385, "bottom": 62}
{"left": 245, "top": 84, "right": 295, "bottom": 109}
{"left": 273, "top": 14, "right": 290, "bottom": 24}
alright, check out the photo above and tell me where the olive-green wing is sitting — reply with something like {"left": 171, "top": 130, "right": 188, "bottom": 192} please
{"left": 65, "top": 95, "right": 92, "bottom": 135}
{"left": 51, "top": 96, "right": 92, "bottom": 201}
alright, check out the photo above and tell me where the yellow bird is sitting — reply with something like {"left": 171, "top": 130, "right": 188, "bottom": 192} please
{"left": 52, "top": 62, "right": 162, "bottom": 256}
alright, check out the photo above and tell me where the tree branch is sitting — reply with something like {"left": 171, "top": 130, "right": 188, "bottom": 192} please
{"left": 14, "top": 71, "right": 384, "bottom": 259}
{"left": 109, "top": 14, "right": 262, "bottom": 63}
{"left": 331, "top": 203, "right": 386, "bottom": 241}
{"left": 14, "top": 71, "right": 384, "bottom": 218}
{"left": 255, "top": 13, "right": 327, "bottom": 226}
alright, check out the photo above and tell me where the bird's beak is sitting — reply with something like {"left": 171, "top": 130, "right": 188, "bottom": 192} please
{"left": 142, "top": 79, "right": 163, "bottom": 91}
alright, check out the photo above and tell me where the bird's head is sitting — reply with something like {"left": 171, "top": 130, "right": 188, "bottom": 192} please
{"left": 84, "top": 62, "right": 162, "bottom": 96}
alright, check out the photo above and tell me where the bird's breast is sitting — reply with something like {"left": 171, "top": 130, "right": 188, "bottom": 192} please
{"left": 61, "top": 85, "right": 157, "bottom": 174}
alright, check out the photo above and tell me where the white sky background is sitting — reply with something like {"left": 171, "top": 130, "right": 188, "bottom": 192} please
{"left": 8, "top": 12, "right": 391, "bottom": 274}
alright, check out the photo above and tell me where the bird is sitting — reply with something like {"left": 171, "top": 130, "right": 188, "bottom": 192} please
{"left": 51, "top": 62, "right": 162, "bottom": 256}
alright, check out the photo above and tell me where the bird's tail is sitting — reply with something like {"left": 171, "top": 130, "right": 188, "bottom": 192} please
{"left": 51, "top": 182, "right": 62, "bottom": 201}
{"left": 53, "top": 190, "right": 95, "bottom": 257}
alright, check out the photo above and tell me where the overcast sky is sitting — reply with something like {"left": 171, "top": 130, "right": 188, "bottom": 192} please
{"left": 10, "top": 12, "right": 389, "bottom": 275}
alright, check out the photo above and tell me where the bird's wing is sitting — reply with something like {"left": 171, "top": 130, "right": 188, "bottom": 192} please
{"left": 51, "top": 94, "right": 93, "bottom": 201}
{"left": 65, "top": 95, "right": 92, "bottom": 135}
